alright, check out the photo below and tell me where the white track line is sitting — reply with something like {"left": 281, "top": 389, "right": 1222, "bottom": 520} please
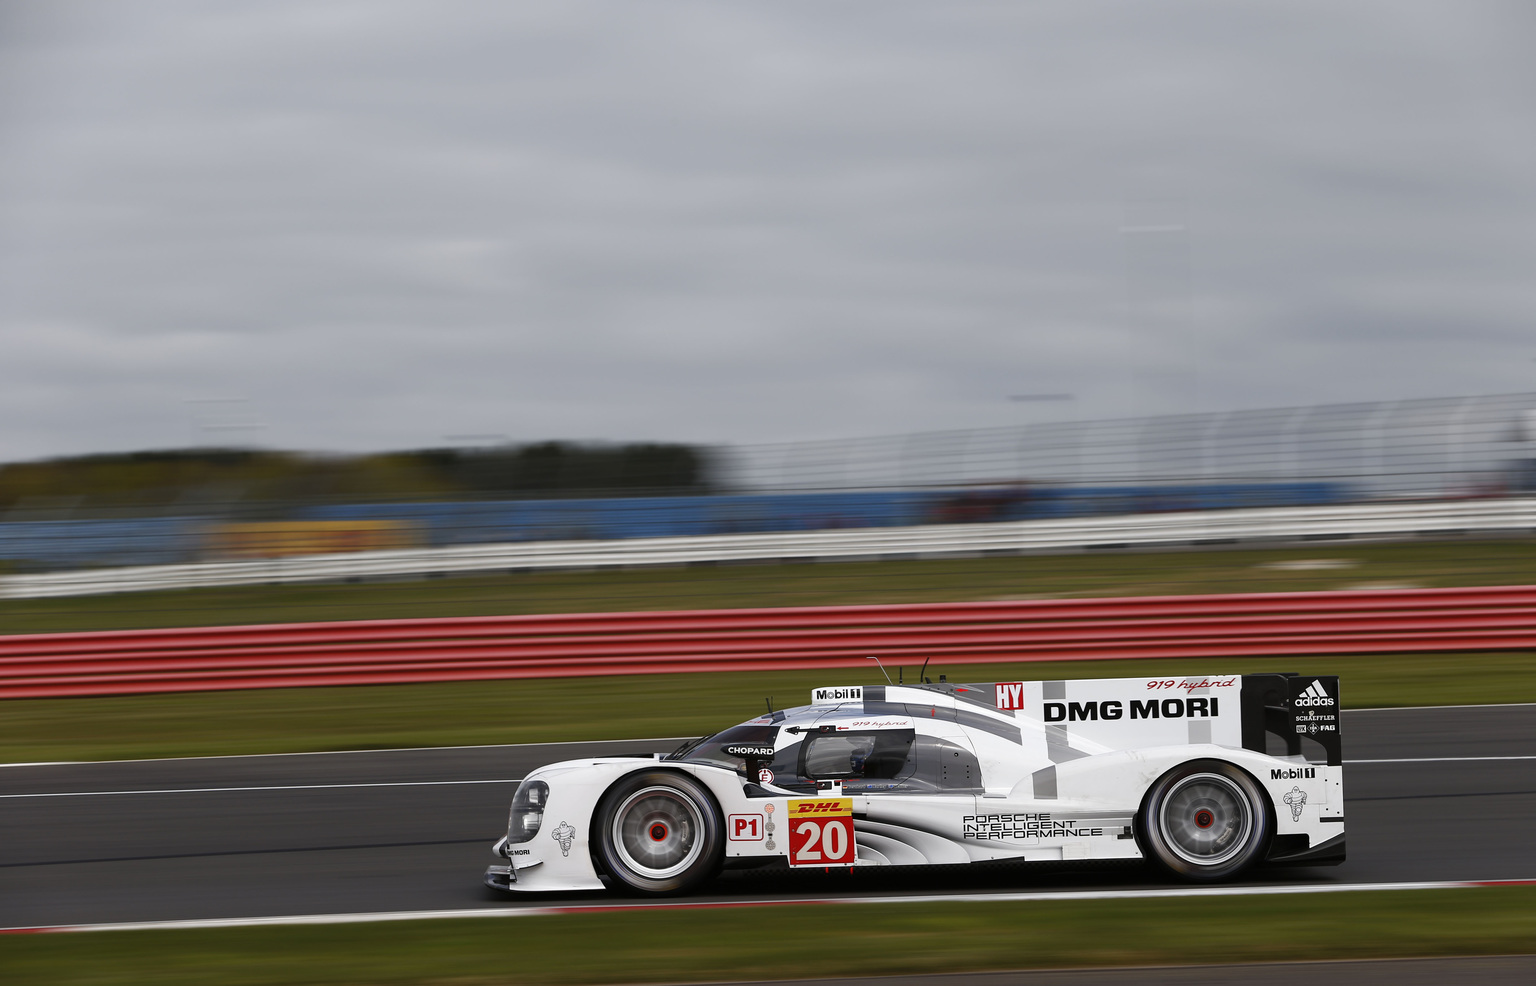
{"left": 1348, "top": 702, "right": 1536, "bottom": 711}
{"left": 1350, "top": 756, "right": 1536, "bottom": 764}
{"left": 0, "top": 778, "right": 522, "bottom": 800}
{"left": 5, "top": 879, "right": 1534, "bottom": 934}
{"left": 0, "top": 737, "right": 691, "bottom": 769}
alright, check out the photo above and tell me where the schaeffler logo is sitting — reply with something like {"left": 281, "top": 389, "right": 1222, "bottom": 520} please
{"left": 552, "top": 820, "right": 576, "bottom": 856}
{"left": 1295, "top": 680, "right": 1335, "bottom": 708}
{"left": 1282, "top": 786, "right": 1308, "bottom": 821}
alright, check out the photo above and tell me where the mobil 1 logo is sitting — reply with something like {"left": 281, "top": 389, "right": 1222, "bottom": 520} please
{"left": 1289, "top": 676, "right": 1339, "bottom": 737}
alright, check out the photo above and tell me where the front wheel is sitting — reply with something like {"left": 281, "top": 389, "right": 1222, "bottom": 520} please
{"left": 1138, "top": 760, "right": 1271, "bottom": 881}
{"left": 594, "top": 771, "right": 723, "bottom": 895}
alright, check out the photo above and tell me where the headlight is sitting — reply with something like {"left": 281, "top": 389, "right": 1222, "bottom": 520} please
{"left": 508, "top": 780, "right": 549, "bottom": 844}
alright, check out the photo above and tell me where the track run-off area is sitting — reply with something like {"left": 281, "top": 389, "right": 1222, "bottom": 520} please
{"left": 2, "top": 704, "right": 1534, "bottom": 932}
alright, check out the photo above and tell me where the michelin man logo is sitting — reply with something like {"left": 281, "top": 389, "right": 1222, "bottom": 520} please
{"left": 552, "top": 820, "right": 576, "bottom": 856}
{"left": 1282, "top": 786, "right": 1308, "bottom": 822}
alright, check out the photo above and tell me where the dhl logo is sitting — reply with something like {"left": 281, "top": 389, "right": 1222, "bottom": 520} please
{"left": 789, "top": 798, "right": 852, "bottom": 816}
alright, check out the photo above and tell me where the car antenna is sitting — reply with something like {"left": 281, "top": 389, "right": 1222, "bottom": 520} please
{"left": 918, "top": 654, "right": 932, "bottom": 684}
{"left": 865, "top": 655, "right": 893, "bottom": 684}
{"left": 898, "top": 666, "right": 903, "bottom": 685}
{"left": 765, "top": 696, "right": 774, "bottom": 714}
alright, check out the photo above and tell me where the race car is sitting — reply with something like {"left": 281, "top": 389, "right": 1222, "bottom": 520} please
{"left": 486, "top": 672, "right": 1343, "bottom": 895}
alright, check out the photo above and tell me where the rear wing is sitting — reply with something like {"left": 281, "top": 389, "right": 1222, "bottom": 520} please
{"left": 957, "top": 674, "right": 1341, "bottom": 766}
{"left": 1240, "top": 674, "right": 1341, "bottom": 766}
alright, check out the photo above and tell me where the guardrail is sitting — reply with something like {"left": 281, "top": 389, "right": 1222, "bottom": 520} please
{"left": 3, "top": 585, "right": 1535, "bottom": 698}
{"left": 4, "top": 497, "right": 1534, "bottom": 600}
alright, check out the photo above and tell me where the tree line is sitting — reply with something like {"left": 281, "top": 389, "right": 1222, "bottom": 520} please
{"left": 0, "top": 443, "right": 714, "bottom": 514}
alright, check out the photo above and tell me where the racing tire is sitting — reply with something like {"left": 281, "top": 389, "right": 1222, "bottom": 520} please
{"left": 1138, "top": 760, "right": 1271, "bottom": 882}
{"left": 594, "top": 771, "right": 724, "bottom": 895}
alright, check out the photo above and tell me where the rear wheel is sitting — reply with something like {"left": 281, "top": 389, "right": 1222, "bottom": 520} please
{"left": 595, "top": 772, "right": 723, "bottom": 895}
{"left": 1139, "top": 760, "right": 1271, "bottom": 881}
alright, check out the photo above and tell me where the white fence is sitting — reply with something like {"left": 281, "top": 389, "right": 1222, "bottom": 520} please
{"left": 722, "top": 392, "right": 1536, "bottom": 497}
{"left": 3, "top": 498, "right": 1532, "bottom": 600}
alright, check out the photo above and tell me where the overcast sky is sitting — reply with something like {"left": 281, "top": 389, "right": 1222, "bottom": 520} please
{"left": 2, "top": 1, "right": 1534, "bottom": 462}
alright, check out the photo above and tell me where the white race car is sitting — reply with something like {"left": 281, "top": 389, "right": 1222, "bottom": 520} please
{"left": 486, "top": 673, "right": 1343, "bottom": 894}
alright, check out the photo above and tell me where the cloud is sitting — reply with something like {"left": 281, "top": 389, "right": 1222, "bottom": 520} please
{"left": 2, "top": 1, "right": 1534, "bottom": 463}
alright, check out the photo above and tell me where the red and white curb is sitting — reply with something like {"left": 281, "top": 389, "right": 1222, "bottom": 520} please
{"left": 4, "top": 879, "right": 1534, "bottom": 935}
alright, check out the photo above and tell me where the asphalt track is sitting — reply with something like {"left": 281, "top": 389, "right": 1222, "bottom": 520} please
{"left": 2, "top": 705, "right": 1534, "bottom": 929}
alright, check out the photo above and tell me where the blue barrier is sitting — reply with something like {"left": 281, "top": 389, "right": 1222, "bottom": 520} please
{"left": 0, "top": 518, "right": 206, "bottom": 571}
{"left": 0, "top": 483, "right": 1348, "bottom": 570}
{"left": 299, "top": 490, "right": 938, "bottom": 545}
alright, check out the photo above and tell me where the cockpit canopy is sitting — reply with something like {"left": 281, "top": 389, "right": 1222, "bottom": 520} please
{"left": 665, "top": 691, "right": 981, "bottom": 794}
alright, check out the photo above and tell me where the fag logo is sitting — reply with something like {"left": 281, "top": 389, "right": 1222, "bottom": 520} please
{"left": 1295, "top": 680, "right": 1335, "bottom": 708}
{"left": 1282, "top": 786, "right": 1308, "bottom": 822}
{"left": 789, "top": 798, "right": 852, "bottom": 816}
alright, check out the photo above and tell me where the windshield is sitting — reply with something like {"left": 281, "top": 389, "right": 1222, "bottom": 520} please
{"left": 664, "top": 723, "right": 780, "bottom": 771}
{"left": 802, "top": 728, "right": 915, "bottom": 780}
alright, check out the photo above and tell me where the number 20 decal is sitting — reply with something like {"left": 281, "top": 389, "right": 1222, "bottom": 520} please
{"left": 790, "top": 818, "right": 854, "bottom": 865}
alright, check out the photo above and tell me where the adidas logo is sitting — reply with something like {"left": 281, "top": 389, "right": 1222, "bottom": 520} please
{"left": 1295, "top": 680, "right": 1335, "bottom": 708}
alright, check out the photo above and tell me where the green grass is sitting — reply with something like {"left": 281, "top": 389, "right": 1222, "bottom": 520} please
{"left": 4, "top": 538, "right": 1535, "bottom": 634}
{"left": 6, "top": 650, "right": 1534, "bottom": 764}
{"left": 3, "top": 887, "right": 1534, "bottom": 985}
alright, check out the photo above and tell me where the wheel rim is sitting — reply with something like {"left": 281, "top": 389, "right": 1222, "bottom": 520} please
{"left": 610, "top": 785, "right": 704, "bottom": 879}
{"left": 1156, "top": 772, "right": 1253, "bottom": 867}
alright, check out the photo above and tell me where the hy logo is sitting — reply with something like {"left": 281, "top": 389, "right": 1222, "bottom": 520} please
{"left": 995, "top": 682, "right": 1026, "bottom": 711}
{"left": 1295, "top": 680, "right": 1335, "bottom": 708}
{"left": 1282, "top": 786, "right": 1308, "bottom": 821}
{"left": 551, "top": 820, "right": 576, "bottom": 856}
